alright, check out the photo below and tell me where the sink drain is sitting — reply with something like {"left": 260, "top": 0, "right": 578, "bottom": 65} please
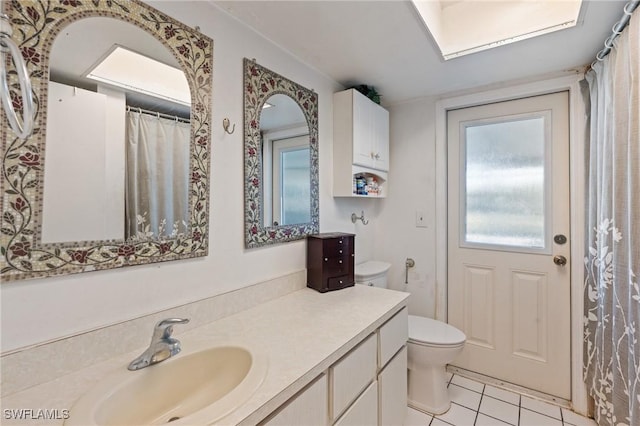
{"left": 167, "top": 417, "right": 181, "bottom": 423}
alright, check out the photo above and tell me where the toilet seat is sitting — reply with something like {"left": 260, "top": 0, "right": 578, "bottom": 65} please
{"left": 408, "top": 315, "right": 466, "bottom": 348}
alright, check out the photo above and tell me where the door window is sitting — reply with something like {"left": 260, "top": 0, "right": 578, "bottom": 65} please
{"left": 460, "top": 113, "right": 551, "bottom": 253}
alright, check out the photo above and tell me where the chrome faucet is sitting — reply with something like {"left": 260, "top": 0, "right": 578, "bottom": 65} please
{"left": 128, "top": 318, "right": 190, "bottom": 371}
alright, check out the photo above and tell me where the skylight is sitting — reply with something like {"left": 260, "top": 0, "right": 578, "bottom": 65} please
{"left": 85, "top": 46, "right": 190, "bottom": 105}
{"left": 412, "top": 0, "right": 583, "bottom": 60}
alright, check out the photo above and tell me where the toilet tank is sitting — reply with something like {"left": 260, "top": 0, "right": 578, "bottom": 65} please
{"left": 355, "top": 261, "right": 391, "bottom": 288}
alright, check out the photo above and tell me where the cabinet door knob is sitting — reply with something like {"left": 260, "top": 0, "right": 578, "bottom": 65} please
{"left": 339, "top": 249, "right": 343, "bottom": 254}
{"left": 339, "top": 260, "right": 343, "bottom": 264}
{"left": 324, "top": 257, "right": 328, "bottom": 262}
{"left": 374, "top": 153, "right": 380, "bottom": 160}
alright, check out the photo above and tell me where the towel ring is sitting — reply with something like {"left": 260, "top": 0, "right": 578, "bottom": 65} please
{"left": 0, "top": 15, "right": 34, "bottom": 140}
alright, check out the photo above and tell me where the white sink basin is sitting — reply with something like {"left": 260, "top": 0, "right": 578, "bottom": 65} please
{"left": 66, "top": 344, "right": 267, "bottom": 425}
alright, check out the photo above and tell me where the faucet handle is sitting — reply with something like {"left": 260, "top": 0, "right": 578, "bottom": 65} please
{"left": 154, "top": 318, "right": 189, "bottom": 339}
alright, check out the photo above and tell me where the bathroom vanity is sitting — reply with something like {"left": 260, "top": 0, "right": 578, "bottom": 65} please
{"left": 1, "top": 283, "right": 408, "bottom": 425}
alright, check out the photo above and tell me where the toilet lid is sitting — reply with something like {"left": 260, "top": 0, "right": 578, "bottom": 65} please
{"left": 408, "top": 315, "right": 466, "bottom": 346}
{"left": 355, "top": 261, "right": 391, "bottom": 280}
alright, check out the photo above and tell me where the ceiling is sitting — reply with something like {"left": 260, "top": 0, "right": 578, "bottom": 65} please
{"left": 213, "top": 0, "right": 625, "bottom": 105}
{"left": 49, "top": 16, "right": 189, "bottom": 117}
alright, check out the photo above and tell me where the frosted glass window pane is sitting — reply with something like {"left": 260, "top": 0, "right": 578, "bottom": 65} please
{"left": 464, "top": 117, "right": 546, "bottom": 248}
{"left": 280, "top": 147, "right": 310, "bottom": 225}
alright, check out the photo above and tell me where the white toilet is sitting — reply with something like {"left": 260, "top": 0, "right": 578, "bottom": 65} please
{"left": 407, "top": 314, "right": 466, "bottom": 414}
{"left": 355, "top": 261, "right": 466, "bottom": 416}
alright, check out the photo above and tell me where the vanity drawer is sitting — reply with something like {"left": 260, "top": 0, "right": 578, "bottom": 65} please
{"left": 331, "top": 333, "right": 377, "bottom": 420}
{"left": 379, "top": 307, "right": 408, "bottom": 368}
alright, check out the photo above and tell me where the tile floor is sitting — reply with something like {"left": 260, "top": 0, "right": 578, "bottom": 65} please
{"left": 406, "top": 374, "right": 598, "bottom": 426}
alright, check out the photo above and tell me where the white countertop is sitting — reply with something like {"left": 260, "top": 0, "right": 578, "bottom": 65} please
{"left": 1, "top": 285, "right": 409, "bottom": 425}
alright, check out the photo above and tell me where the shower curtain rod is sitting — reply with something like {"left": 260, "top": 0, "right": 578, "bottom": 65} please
{"left": 591, "top": 0, "right": 639, "bottom": 67}
{"left": 126, "top": 105, "right": 190, "bottom": 124}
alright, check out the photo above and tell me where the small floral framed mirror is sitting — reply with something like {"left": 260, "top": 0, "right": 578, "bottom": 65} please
{"left": 243, "top": 59, "right": 319, "bottom": 248}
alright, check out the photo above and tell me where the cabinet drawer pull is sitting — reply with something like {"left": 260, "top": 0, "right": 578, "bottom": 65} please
{"left": 324, "top": 257, "right": 328, "bottom": 262}
{"left": 339, "top": 260, "right": 343, "bottom": 264}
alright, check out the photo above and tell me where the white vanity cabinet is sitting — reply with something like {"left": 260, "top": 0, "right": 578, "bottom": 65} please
{"left": 334, "top": 381, "right": 378, "bottom": 426}
{"left": 263, "top": 374, "right": 328, "bottom": 426}
{"left": 331, "top": 333, "right": 377, "bottom": 420}
{"left": 378, "top": 307, "right": 408, "bottom": 426}
{"left": 379, "top": 346, "right": 408, "bottom": 426}
{"left": 263, "top": 307, "right": 408, "bottom": 426}
{"left": 333, "top": 88, "right": 390, "bottom": 198}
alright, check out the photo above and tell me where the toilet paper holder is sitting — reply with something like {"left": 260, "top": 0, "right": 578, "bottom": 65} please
{"left": 405, "top": 258, "right": 415, "bottom": 284}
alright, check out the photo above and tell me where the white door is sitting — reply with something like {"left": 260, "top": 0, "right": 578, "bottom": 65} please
{"left": 447, "top": 92, "right": 571, "bottom": 399}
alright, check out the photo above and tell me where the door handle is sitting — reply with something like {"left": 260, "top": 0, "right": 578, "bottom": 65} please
{"left": 553, "top": 255, "right": 567, "bottom": 266}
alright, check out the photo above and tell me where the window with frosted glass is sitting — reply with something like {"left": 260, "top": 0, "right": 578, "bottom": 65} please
{"left": 463, "top": 116, "right": 547, "bottom": 249}
{"left": 280, "top": 147, "right": 310, "bottom": 225}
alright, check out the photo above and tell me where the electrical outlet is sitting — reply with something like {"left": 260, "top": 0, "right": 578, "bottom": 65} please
{"left": 416, "top": 210, "right": 427, "bottom": 228}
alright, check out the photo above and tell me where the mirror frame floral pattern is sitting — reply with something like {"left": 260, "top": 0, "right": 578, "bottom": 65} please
{"left": 0, "top": 0, "right": 213, "bottom": 282}
{"left": 243, "top": 59, "right": 319, "bottom": 248}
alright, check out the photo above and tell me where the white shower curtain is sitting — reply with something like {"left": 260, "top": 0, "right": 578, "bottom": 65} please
{"left": 583, "top": 8, "right": 639, "bottom": 426}
{"left": 125, "top": 111, "right": 190, "bottom": 240}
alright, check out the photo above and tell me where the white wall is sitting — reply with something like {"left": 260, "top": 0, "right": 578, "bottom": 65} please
{"left": 375, "top": 98, "right": 438, "bottom": 319}
{"left": 0, "top": 1, "right": 379, "bottom": 352}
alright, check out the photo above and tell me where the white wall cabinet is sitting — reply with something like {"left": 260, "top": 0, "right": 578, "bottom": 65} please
{"left": 333, "top": 89, "right": 390, "bottom": 198}
{"left": 351, "top": 92, "right": 389, "bottom": 171}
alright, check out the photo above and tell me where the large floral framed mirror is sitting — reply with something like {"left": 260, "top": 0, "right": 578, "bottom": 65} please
{"left": 244, "top": 59, "right": 319, "bottom": 248}
{"left": 1, "top": 0, "right": 213, "bottom": 281}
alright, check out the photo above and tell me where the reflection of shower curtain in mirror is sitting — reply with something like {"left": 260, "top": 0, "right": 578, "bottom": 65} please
{"left": 125, "top": 111, "right": 190, "bottom": 240}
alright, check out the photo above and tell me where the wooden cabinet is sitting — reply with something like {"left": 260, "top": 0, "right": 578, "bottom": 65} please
{"left": 307, "top": 233, "right": 355, "bottom": 292}
{"left": 263, "top": 374, "right": 328, "bottom": 426}
{"left": 333, "top": 89, "right": 389, "bottom": 198}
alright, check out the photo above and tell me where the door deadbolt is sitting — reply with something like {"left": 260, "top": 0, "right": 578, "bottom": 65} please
{"left": 553, "top": 255, "right": 567, "bottom": 266}
{"left": 554, "top": 234, "right": 567, "bottom": 245}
